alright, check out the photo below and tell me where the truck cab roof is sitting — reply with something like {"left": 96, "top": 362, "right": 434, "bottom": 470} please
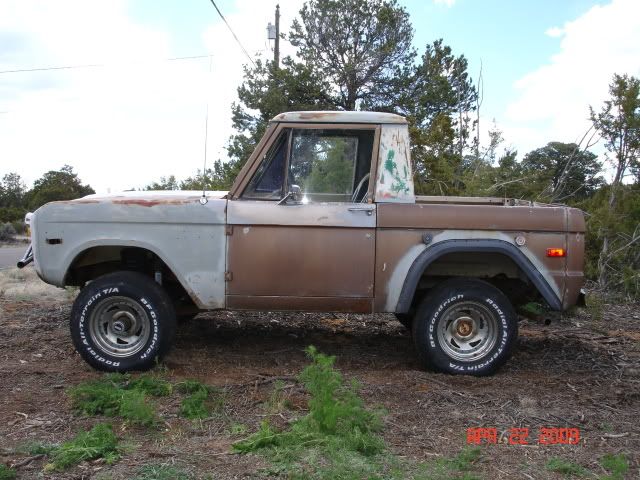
{"left": 270, "top": 111, "right": 407, "bottom": 124}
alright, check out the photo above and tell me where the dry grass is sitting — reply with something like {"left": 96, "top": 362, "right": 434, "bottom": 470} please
{"left": 0, "top": 267, "right": 75, "bottom": 303}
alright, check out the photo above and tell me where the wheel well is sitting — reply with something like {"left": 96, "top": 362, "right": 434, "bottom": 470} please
{"left": 65, "top": 246, "right": 195, "bottom": 312}
{"left": 402, "top": 250, "right": 549, "bottom": 315}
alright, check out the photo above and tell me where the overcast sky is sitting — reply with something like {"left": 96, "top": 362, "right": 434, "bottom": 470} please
{"left": 1, "top": 0, "right": 639, "bottom": 193}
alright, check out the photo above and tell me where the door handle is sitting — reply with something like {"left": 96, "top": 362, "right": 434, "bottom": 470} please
{"left": 348, "top": 206, "right": 373, "bottom": 216}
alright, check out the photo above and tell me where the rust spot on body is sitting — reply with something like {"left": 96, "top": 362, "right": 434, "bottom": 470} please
{"left": 112, "top": 198, "right": 194, "bottom": 207}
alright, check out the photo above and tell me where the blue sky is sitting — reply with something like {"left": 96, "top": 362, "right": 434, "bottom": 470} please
{"left": 406, "top": 0, "right": 602, "bottom": 130}
{"left": 0, "top": 0, "right": 638, "bottom": 192}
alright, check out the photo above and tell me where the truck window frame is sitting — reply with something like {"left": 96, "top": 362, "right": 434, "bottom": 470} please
{"left": 232, "top": 122, "right": 380, "bottom": 204}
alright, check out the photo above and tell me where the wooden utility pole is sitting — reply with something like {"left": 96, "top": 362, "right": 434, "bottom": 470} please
{"left": 274, "top": 4, "right": 280, "bottom": 70}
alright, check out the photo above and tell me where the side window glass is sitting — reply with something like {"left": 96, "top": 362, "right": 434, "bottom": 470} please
{"left": 288, "top": 129, "right": 374, "bottom": 203}
{"left": 242, "top": 131, "right": 288, "bottom": 200}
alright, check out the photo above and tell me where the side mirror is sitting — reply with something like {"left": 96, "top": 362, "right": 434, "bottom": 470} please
{"left": 290, "top": 185, "right": 302, "bottom": 202}
{"left": 278, "top": 184, "right": 302, "bottom": 205}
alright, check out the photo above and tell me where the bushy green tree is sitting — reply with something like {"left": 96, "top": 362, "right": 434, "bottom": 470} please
{"left": 144, "top": 175, "right": 180, "bottom": 191}
{"left": 0, "top": 173, "right": 27, "bottom": 207}
{"left": 590, "top": 74, "right": 640, "bottom": 289}
{"left": 0, "top": 172, "right": 28, "bottom": 222}
{"left": 519, "top": 142, "right": 602, "bottom": 203}
{"left": 27, "top": 165, "right": 94, "bottom": 210}
{"left": 290, "top": 0, "right": 415, "bottom": 111}
{"left": 179, "top": 160, "right": 238, "bottom": 191}
{"left": 299, "top": 138, "right": 356, "bottom": 194}
{"left": 394, "top": 40, "right": 477, "bottom": 194}
{"left": 590, "top": 74, "right": 640, "bottom": 206}
{"left": 227, "top": 57, "right": 336, "bottom": 181}
{"left": 582, "top": 185, "right": 640, "bottom": 297}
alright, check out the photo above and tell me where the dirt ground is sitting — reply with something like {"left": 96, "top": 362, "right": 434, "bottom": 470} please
{"left": 0, "top": 276, "right": 639, "bottom": 479}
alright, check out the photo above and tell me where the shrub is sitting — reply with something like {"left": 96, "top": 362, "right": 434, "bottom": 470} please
{"left": 234, "top": 346, "right": 385, "bottom": 456}
{"left": 10, "top": 221, "right": 26, "bottom": 235}
{"left": 0, "top": 223, "right": 16, "bottom": 241}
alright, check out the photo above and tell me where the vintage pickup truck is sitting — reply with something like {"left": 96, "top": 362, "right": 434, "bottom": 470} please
{"left": 19, "top": 111, "right": 585, "bottom": 376}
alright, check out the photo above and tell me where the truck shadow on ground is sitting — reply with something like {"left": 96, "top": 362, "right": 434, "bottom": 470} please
{"left": 169, "top": 310, "right": 620, "bottom": 380}
{"left": 170, "top": 311, "right": 415, "bottom": 374}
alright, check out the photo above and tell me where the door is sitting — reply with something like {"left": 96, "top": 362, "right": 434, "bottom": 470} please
{"left": 226, "top": 124, "right": 378, "bottom": 313}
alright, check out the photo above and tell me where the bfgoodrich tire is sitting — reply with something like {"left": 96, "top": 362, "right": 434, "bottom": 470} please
{"left": 70, "top": 271, "right": 176, "bottom": 372}
{"left": 412, "top": 278, "right": 517, "bottom": 376}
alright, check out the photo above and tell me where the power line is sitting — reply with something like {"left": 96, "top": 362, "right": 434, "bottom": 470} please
{"left": 207, "top": 0, "right": 257, "bottom": 67}
{"left": 0, "top": 54, "right": 212, "bottom": 75}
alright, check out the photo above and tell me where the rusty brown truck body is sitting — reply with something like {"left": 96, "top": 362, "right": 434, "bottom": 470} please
{"left": 23, "top": 111, "right": 585, "bottom": 375}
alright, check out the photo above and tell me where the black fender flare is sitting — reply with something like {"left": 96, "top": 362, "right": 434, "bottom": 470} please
{"left": 395, "top": 239, "right": 563, "bottom": 313}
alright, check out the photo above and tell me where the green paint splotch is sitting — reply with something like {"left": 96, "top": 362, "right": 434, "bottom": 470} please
{"left": 383, "top": 149, "right": 409, "bottom": 195}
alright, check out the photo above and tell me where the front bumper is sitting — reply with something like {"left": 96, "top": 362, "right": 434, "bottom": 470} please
{"left": 17, "top": 244, "right": 33, "bottom": 269}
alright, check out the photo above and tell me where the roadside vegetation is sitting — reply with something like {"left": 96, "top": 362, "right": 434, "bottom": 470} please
{"left": 0, "top": 267, "right": 74, "bottom": 303}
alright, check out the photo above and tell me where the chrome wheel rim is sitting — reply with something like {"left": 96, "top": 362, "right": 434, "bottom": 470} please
{"left": 436, "top": 301, "right": 498, "bottom": 361}
{"left": 89, "top": 296, "right": 150, "bottom": 358}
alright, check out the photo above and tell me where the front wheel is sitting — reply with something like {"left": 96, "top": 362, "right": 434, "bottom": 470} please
{"left": 412, "top": 279, "right": 517, "bottom": 376}
{"left": 70, "top": 271, "right": 176, "bottom": 372}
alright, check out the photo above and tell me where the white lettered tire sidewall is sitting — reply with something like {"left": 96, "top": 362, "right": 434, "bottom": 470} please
{"left": 413, "top": 279, "right": 518, "bottom": 376}
{"left": 70, "top": 271, "right": 176, "bottom": 372}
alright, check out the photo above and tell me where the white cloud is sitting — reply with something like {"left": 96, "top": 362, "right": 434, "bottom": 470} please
{"left": 544, "top": 26, "right": 564, "bottom": 38}
{"left": 433, "top": 0, "right": 456, "bottom": 7}
{"left": 502, "top": 0, "right": 640, "bottom": 156}
{"left": 0, "top": 0, "right": 303, "bottom": 194}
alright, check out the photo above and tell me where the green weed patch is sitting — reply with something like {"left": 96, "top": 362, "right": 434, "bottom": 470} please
{"left": 233, "top": 346, "right": 481, "bottom": 479}
{"left": 546, "top": 457, "right": 588, "bottom": 477}
{"left": 68, "top": 373, "right": 170, "bottom": 426}
{"left": 418, "top": 447, "right": 483, "bottom": 479}
{"left": 16, "top": 441, "right": 56, "bottom": 456}
{"left": 44, "top": 423, "right": 120, "bottom": 472}
{"left": 0, "top": 465, "right": 16, "bottom": 480}
{"left": 135, "top": 464, "right": 192, "bottom": 480}
{"left": 599, "top": 453, "right": 629, "bottom": 480}
{"left": 234, "top": 346, "right": 384, "bottom": 457}
{"left": 545, "top": 454, "right": 629, "bottom": 479}
{"left": 176, "top": 380, "right": 224, "bottom": 419}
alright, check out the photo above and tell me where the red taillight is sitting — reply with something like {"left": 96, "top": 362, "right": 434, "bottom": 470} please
{"left": 547, "top": 248, "right": 566, "bottom": 257}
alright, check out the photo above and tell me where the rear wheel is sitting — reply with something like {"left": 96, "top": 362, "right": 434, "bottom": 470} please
{"left": 412, "top": 278, "right": 517, "bottom": 376}
{"left": 70, "top": 271, "right": 176, "bottom": 372}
